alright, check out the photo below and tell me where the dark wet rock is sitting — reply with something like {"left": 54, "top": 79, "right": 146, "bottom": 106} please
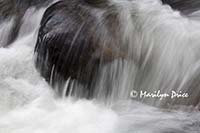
{"left": 162, "top": 0, "right": 200, "bottom": 15}
{"left": 34, "top": 0, "right": 125, "bottom": 98}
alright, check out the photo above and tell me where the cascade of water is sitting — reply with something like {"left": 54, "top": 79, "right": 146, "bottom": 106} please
{"left": 0, "top": 1, "right": 200, "bottom": 133}
{"left": 0, "top": 19, "right": 14, "bottom": 47}
{"left": 88, "top": 0, "right": 200, "bottom": 107}
{"left": 40, "top": 0, "right": 200, "bottom": 107}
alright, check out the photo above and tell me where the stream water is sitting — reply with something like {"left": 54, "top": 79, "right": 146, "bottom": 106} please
{"left": 0, "top": 0, "right": 200, "bottom": 133}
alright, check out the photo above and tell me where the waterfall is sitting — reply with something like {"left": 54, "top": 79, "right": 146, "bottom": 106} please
{"left": 0, "top": 0, "right": 200, "bottom": 133}
{"left": 102, "top": 0, "right": 200, "bottom": 107}
{"left": 33, "top": 0, "right": 200, "bottom": 107}
{"left": 0, "top": 19, "right": 14, "bottom": 47}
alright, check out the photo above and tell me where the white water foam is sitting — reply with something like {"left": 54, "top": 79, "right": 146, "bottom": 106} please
{"left": 0, "top": 7, "right": 119, "bottom": 133}
{"left": 0, "top": 1, "right": 200, "bottom": 133}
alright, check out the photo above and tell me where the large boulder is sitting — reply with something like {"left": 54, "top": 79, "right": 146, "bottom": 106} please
{"left": 34, "top": 0, "right": 126, "bottom": 97}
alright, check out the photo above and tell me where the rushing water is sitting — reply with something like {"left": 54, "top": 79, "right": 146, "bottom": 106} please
{"left": 0, "top": 0, "right": 200, "bottom": 133}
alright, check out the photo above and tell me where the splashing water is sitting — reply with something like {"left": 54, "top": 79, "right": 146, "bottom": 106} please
{"left": 0, "top": 0, "right": 200, "bottom": 133}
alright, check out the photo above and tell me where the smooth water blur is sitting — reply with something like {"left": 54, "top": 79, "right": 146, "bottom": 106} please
{"left": 0, "top": 19, "right": 14, "bottom": 47}
{"left": 0, "top": 0, "right": 200, "bottom": 133}
{"left": 90, "top": 0, "right": 200, "bottom": 107}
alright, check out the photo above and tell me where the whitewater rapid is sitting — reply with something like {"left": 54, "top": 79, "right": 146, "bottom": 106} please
{"left": 0, "top": 1, "right": 200, "bottom": 133}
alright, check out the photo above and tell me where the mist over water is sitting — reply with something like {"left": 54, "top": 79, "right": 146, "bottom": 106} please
{"left": 0, "top": 0, "right": 200, "bottom": 133}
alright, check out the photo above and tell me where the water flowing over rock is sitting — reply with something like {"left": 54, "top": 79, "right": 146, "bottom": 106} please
{"left": 0, "top": 0, "right": 52, "bottom": 46}
{"left": 0, "top": 0, "right": 200, "bottom": 133}
{"left": 162, "top": 0, "right": 200, "bottom": 15}
{"left": 35, "top": 0, "right": 200, "bottom": 107}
